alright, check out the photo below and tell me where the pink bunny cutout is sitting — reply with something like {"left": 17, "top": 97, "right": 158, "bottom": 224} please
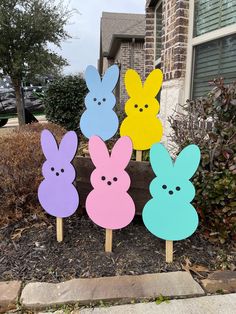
{"left": 86, "top": 136, "right": 135, "bottom": 230}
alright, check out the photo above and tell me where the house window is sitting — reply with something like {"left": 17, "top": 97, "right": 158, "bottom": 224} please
{"left": 185, "top": 0, "right": 236, "bottom": 99}
{"left": 194, "top": 0, "right": 236, "bottom": 36}
{"left": 193, "top": 34, "right": 236, "bottom": 98}
{"left": 154, "top": 1, "right": 162, "bottom": 67}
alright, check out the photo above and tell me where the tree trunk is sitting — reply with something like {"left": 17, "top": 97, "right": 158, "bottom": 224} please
{"left": 12, "top": 78, "right": 25, "bottom": 126}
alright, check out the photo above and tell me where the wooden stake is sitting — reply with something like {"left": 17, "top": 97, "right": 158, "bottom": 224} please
{"left": 166, "top": 240, "right": 173, "bottom": 263}
{"left": 56, "top": 217, "right": 63, "bottom": 242}
{"left": 136, "top": 150, "right": 142, "bottom": 162}
{"left": 105, "top": 229, "right": 113, "bottom": 252}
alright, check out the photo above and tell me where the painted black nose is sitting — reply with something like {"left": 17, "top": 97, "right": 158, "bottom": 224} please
{"left": 139, "top": 108, "right": 143, "bottom": 112}
{"left": 169, "top": 190, "right": 173, "bottom": 195}
{"left": 107, "top": 181, "right": 112, "bottom": 186}
{"left": 56, "top": 172, "right": 59, "bottom": 176}
{"left": 98, "top": 102, "right": 101, "bottom": 105}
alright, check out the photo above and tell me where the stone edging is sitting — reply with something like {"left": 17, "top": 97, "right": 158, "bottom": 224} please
{"left": 1, "top": 271, "right": 235, "bottom": 311}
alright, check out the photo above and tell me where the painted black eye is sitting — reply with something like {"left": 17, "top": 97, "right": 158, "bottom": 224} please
{"left": 103, "top": 98, "right": 106, "bottom": 102}
{"left": 169, "top": 190, "right": 174, "bottom": 195}
{"left": 162, "top": 185, "right": 167, "bottom": 189}
{"left": 145, "top": 104, "right": 148, "bottom": 108}
{"left": 61, "top": 169, "right": 64, "bottom": 173}
{"left": 51, "top": 167, "right": 54, "bottom": 171}
{"left": 176, "top": 186, "right": 181, "bottom": 191}
{"left": 101, "top": 176, "right": 106, "bottom": 181}
{"left": 113, "top": 177, "right": 118, "bottom": 182}
{"left": 93, "top": 98, "right": 97, "bottom": 101}
{"left": 134, "top": 104, "right": 138, "bottom": 108}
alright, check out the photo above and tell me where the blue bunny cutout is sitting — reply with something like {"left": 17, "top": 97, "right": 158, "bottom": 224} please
{"left": 80, "top": 65, "right": 120, "bottom": 141}
{"left": 142, "top": 143, "right": 201, "bottom": 241}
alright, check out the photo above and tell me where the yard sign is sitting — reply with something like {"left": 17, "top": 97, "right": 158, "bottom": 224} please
{"left": 120, "top": 68, "right": 163, "bottom": 161}
{"left": 142, "top": 143, "right": 201, "bottom": 262}
{"left": 80, "top": 65, "right": 120, "bottom": 141}
{"left": 86, "top": 135, "right": 135, "bottom": 252}
{"left": 38, "top": 130, "right": 79, "bottom": 242}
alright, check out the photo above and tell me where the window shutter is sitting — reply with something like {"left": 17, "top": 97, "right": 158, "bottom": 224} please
{"left": 192, "top": 34, "right": 236, "bottom": 98}
{"left": 194, "top": 0, "right": 236, "bottom": 36}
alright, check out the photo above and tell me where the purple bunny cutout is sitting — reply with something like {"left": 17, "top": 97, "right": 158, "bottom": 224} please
{"left": 38, "top": 130, "right": 79, "bottom": 218}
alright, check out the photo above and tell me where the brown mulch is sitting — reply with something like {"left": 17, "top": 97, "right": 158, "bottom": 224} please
{"left": 0, "top": 213, "right": 235, "bottom": 283}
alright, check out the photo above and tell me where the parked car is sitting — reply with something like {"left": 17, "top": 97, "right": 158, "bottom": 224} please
{"left": 0, "top": 86, "right": 46, "bottom": 127}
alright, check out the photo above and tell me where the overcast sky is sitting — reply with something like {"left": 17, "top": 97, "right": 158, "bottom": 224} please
{"left": 55, "top": 0, "right": 146, "bottom": 75}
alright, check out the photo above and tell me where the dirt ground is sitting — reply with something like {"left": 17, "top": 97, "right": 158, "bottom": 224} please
{"left": 0, "top": 213, "right": 235, "bottom": 283}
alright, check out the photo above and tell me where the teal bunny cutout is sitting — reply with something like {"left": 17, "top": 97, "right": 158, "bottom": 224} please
{"left": 142, "top": 143, "right": 201, "bottom": 241}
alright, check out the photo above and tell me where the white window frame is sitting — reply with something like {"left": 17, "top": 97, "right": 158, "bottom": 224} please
{"left": 184, "top": 0, "right": 236, "bottom": 100}
{"left": 154, "top": 0, "right": 162, "bottom": 68}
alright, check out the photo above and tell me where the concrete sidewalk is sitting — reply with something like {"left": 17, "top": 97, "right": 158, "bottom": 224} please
{"left": 79, "top": 293, "right": 236, "bottom": 314}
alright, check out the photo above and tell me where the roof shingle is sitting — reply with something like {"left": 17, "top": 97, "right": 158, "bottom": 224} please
{"left": 101, "top": 12, "right": 145, "bottom": 55}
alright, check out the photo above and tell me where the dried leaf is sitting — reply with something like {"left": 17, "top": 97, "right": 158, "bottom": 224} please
{"left": 182, "top": 258, "right": 210, "bottom": 278}
{"left": 11, "top": 227, "right": 30, "bottom": 240}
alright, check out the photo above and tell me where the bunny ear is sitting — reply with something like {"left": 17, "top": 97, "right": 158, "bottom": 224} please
{"left": 125, "top": 69, "right": 143, "bottom": 97}
{"left": 89, "top": 135, "right": 110, "bottom": 167}
{"left": 41, "top": 129, "right": 58, "bottom": 160}
{"left": 85, "top": 65, "right": 101, "bottom": 91}
{"left": 143, "top": 69, "right": 163, "bottom": 97}
{"left": 59, "top": 131, "right": 78, "bottom": 162}
{"left": 174, "top": 145, "right": 201, "bottom": 179}
{"left": 101, "top": 65, "right": 119, "bottom": 91}
{"left": 150, "top": 143, "right": 173, "bottom": 177}
{"left": 110, "top": 136, "right": 133, "bottom": 169}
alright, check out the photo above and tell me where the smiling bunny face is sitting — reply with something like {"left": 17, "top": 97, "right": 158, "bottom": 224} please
{"left": 89, "top": 135, "right": 133, "bottom": 193}
{"left": 149, "top": 143, "right": 200, "bottom": 203}
{"left": 124, "top": 69, "right": 162, "bottom": 117}
{"left": 150, "top": 176, "right": 195, "bottom": 204}
{"left": 41, "top": 130, "right": 78, "bottom": 184}
{"left": 91, "top": 164, "right": 131, "bottom": 193}
{"left": 84, "top": 65, "right": 119, "bottom": 111}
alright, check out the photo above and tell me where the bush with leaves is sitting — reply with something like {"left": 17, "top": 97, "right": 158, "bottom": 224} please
{"left": 169, "top": 79, "right": 236, "bottom": 243}
{"left": 44, "top": 75, "right": 88, "bottom": 130}
{"left": 0, "top": 123, "right": 67, "bottom": 226}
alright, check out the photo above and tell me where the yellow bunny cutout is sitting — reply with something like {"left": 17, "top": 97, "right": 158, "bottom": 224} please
{"left": 120, "top": 69, "right": 163, "bottom": 150}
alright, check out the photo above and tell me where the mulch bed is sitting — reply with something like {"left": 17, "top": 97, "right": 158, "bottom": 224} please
{"left": 0, "top": 213, "right": 235, "bottom": 283}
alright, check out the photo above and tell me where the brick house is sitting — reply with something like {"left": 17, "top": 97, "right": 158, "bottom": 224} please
{"left": 99, "top": 12, "right": 145, "bottom": 108}
{"left": 145, "top": 0, "right": 236, "bottom": 143}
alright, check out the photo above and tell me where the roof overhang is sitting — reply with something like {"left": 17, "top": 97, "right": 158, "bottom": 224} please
{"left": 106, "top": 34, "right": 145, "bottom": 58}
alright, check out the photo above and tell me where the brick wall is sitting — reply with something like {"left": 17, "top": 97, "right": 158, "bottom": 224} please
{"left": 162, "top": 0, "right": 189, "bottom": 80}
{"left": 145, "top": 5, "right": 155, "bottom": 77}
{"left": 145, "top": 0, "right": 190, "bottom": 146}
{"left": 145, "top": 0, "right": 189, "bottom": 80}
{"left": 114, "top": 41, "right": 145, "bottom": 108}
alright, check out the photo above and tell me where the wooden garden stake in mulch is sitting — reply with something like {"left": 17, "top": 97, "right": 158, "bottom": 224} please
{"left": 137, "top": 149, "right": 173, "bottom": 263}
{"left": 105, "top": 229, "right": 113, "bottom": 252}
{"left": 136, "top": 150, "right": 142, "bottom": 162}
{"left": 56, "top": 217, "right": 63, "bottom": 242}
{"left": 166, "top": 240, "right": 173, "bottom": 263}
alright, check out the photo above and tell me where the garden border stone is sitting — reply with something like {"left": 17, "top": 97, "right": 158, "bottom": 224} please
{"left": 201, "top": 270, "right": 236, "bottom": 293}
{"left": 20, "top": 271, "right": 205, "bottom": 310}
{"left": 0, "top": 280, "right": 22, "bottom": 312}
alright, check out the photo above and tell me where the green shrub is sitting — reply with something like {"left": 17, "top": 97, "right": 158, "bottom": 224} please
{"left": 0, "top": 123, "right": 67, "bottom": 226}
{"left": 44, "top": 75, "right": 88, "bottom": 130}
{"left": 169, "top": 79, "right": 236, "bottom": 243}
